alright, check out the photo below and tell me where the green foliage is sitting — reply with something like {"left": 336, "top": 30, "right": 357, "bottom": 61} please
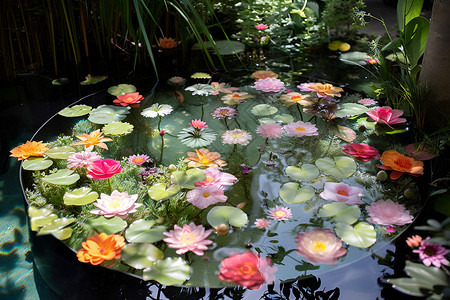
{"left": 322, "top": 0, "right": 365, "bottom": 39}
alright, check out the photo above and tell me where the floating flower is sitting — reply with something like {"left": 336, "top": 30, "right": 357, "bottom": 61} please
{"left": 365, "top": 58, "right": 378, "bottom": 65}
{"left": 113, "top": 92, "right": 144, "bottom": 107}
{"left": 67, "top": 151, "right": 102, "bottom": 169}
{"left": 91, "top": 190, "right": 142, "bottom": 219}
{"left": 295, "top": 228, "right": 347, "bottom": 265}
{"left": 10, "top": 141, "right": 49, "bottom": 160}
{"left": 254, "top": 78, "right": 285, "bottom": 93}
{"left": 283, "top": 121, "right": 318, "bottom": 137}
{"left": 222, "top": 129, "right": 252, "bottom": 146}
{"left": 252, "top": 70, "right": 278, "bottom": 79}
{"left": 279, "top": 92, "right": 313, "bottom": 107}
{"left": 128, "top": 154, "right": 150, "bottom": 166}
{"left": 256, "top": 123, "right": 284, "bottom": 139}
{"left": 189, "top": 119, "right": 207, "bottom": 129}
{"left": 358, "top": 98, "right": 377, "bottom": 106}
{"left": 210, "top": 107, "right": 238, "bottom": 119}
{"left": 413, "top": 237, "right": 450, "bottom": 268}
{"left": 141, "top": 103, "right": 173, "bottom": 118}
{"left": 191, "top": 72, "right": 211, "bottom": 79}
{"left": 302, "top": 98, "right": 338, "bottom": 119}
{"left": 366, "top": 199, "right": 413, "bottom": 226}
{"left": 177, "top": 126, "right": 217, "bottom": 148}
{"left": 186, "top": 185, "right": 227, "bottom": 209}
{"left": 255, "top": 24, "right": 268, "bottom": 30}
{"left": 168, "top": 76, "right": 186, "bottom": 85}
{"left": 72, "top": 129, "right": 113, "bottom": 151}
{"left": 406, "top": 235, "right": 422, "bottom": 248}
{"left": 163, "top": 222, "right": 213, "bottom": 256}
{"left": 319, "top": 182, "right": 363, "bottom": 205}
{"left": 77, "top": 233, "right": 125, "bottom": 265}
{"left": 194, "top": 167, "right": 237, "bottom": 190}
{"left": 342, "top": 143, "right": 380, "bottom": 162}
{"left": 210, "top": 82, "right": 239, "bottom": 95}
{"left": 254, "top": 219, "right": 271, "bottom": 229}
{"left": 157, "top": 37, "right": 179, "bottom": 49}
{"left": 297, "top": 82, "right": 344, "bottom": 98}
{"left": 268, "top": 205, "right": 292, "bottom": 221}
{"left": 87, "top": 159, "right": 122, "bottom": 180}
{"left": 185, "top": 83, "right": 215, "bottom": 96}
{"left": 184, "top": 149, "right": 227, "bottom": 168}
{"left": 221, "top": 92, "right": 253, "bottom": 105}
{"left": 377, "top": 150, "right": 424, "bottom": 180}
{"left": 365, "top": 106, "right": 407, "bottom": 125}
{"left": 218, "top": 251, "right": 277, "bottom": 289}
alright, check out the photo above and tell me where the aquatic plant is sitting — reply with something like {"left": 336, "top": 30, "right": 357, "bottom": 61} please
{"left": 77, "top": 233, "right": 125, "bottom": 265}
{"left": 10, "top": 141, "right": 49, "bottom": 160}
{"left": 163, "top": 223, "right": 213, "bottom": 256}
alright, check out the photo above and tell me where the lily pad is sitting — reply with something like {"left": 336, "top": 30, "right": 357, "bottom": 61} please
{"left": 357, "top": 117, "right": 376, "bottom": 131}
{"left": 125, "top": 219, "right": 167, "bottom": 243}
{"left": 148, "top": 183, "right": 181, "bottom": 201}
{"left": 88, "top": 105, "right": 131, "bottom": 124}
{"left": 80, "top": 75, "right": 108, "bottom": 85}
{"left": 334, "top": 222, "right": 376, "bottom": 248}
{"left": 63, "top": 187, "right": 98, "bottom": 206}
{"left": 171, "top": 168, "right": 206, "bottom": 189}
{"left": 315, "top": 156, "right": 356, "bottom": 178}
{"left": 45, "top": 146, "right": 76, "bottom": 159}
{"left": 102, "top": 122, "right": 134, "bottom": 136}
{"left": 279, "top": 182, "right": 315, "bottom": 204}
{"left": 28, "top": 206, "right": 59, "bottom": 231}
{"left": 258, "top": 118, "right": 276, "bottom": 124}
{"left": 273, "top": 114, "right": 294, "bottom": 123}
{"left": 107, "top": 84, "right": 137, "bottom": 96}
{"left": 318, "top": 202, "right": 361, "bottom": 224}
{"left": 207, "top": 206, "right": 248, "bottom": 228}
{"left": 86, "top": 216, "right": 128, "bottom": 234}
{"left": 58, "top": 105, "right": 92, "bottom": 117}
{"left": 43, "top": 169, "right": 80, "bottom": 185}
{"left": 22, "top": 158, "right": 53, "bottom": 171}
{"left": 334, "top": 125, "right": 357, "bottom": 143}
{"left": 37, "top": 217, "right": 76, "bottom": 240}
{"left": 339, "top": 51, "right": 371, "bottom": 65}
{"left": 143, "top": 257, "right": 190, "bottom": 285}
{"left": 121, "top": 243, "right": 164, "bottom": 269}
{"left": 335, "top": 103, "right": 369, "bottom": 118}
{"left": 285, "top": 164, "right": 320, "bottom": 182}
{"left": 251, "top": 104, "right": 278, "bottom": 116}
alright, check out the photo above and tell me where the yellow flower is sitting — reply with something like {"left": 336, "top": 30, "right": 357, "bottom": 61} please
{"left": 10, "top": 141, "right": 49, "bottom": 160}
{"left": 72, "top": 129, "right": 113, "bottom": 151}
{"left": 191, "top": 72, "right": 211, "bottom": 79}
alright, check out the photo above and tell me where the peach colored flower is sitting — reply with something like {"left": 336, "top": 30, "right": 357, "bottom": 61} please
{"left": 163, "top": 222, "right": 213, "bottom": 256}
{"left": 252, "top": 70, "right": 278, "bottom": 79}
{"left": 342, "top": 143, "right": 380, "bottom": 162}
{"left": 184, "top": 148, "right": 227, "bottom": 168}
{"left": 221, "top": 92, "right": 253, "bottom": 105}
{"left": 72, "top": 129, "right": 113, "bottom": 151}
{"left": 365, "top": 106, "right": 407, "bottom": 126}
{"left": 87, "top": 159, "right": 122, "bottom": 179}
{"left": 297, "top": 82, "right": 344, "bottom": 98}
{"left": 254, "top": 219, "right": 271, "bottom": 229}
{"left": 10, "top": 141, "right": 49, "bottom": 160}
{"left": 194, "top": 167, "right": 237, "bottom": 190}
{"left": 77, "top": 233, "right": 125, "bottom": 265}
{"left": 377, "top": 150, "right": 424, "bottom": 180}
{"left": 365, "top": 58, "right": 378, "bottom": 65}
{"left": 157, "top": 37, "right": 179, "bottom": 49}
{"left": 279, "top": 92, "right": 314, "bottom": 107}
{"left": 210, "top": 82, "right": 239, "bottom": 95}
{"left": 113, "top": 92, "right": 144, "bottom": 107}
{"left": 254, "top": 78, "right": 285, "bottom": 93}
{"left": 319, "top": 182, "right": 363, "bottom": 205}
{"left": 406, "top": 235, "right": 422, "bottom": 248}
{"left": 366, "top": 199, "right": 413, "bottom": 226}
{"left": 222, "top": 129, "right": 252, "bottom": 146}
{"left": 128, "top": 154, "right": 150, "bottom": 166}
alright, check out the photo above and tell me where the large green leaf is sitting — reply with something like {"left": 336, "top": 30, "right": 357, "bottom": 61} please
{"left": 102, "top": 122, "right": 134, "bottom": 136}
{"left": 318, "top": 202, "right": 361, "bottom": 224}
{"left": 279, "top": 182, "right": 315, "bottom": 204}
{"left": 251, "top": 104, "right": 278, "bottom": 116}
{"left": 335, "top": 222, "right": 376, "bottom": 248}
{"left": 143, "top": 257, "right": 190, "bottom": 285}
{"left": 207, "top": 206, "right": 248, "bottom": 228}
{"left": 335, "top": 103, "right": 369, "bottom": 118}
{"left": 45, "top": 146, "right": 76, "bottom": 159}
{"left": 88, "top": 105, "right": 131, "bottom": 124}
{"left": 171, "top": 168, "right": 206, "bottom": 189}
{"left": 43, "top": 169, "right": 80, "bottom": 185}
{"left": 125, "top": 219, "right": 166, "bottom": 243}
{"left": 403, "top": 16, "right": 430, "bottom": 68}
{"left": 397, "top": 0, "right": 424, "bottom": 31}
{"left": 121, "top": 243, "right": 164, "bottom": 269}
{"left": 148, "top": 183, "right": 181, "bottom": 201}
{"left": 315, "top": 156, "right": 356, "bottom": 178}
{"left": 37, "top": 217, "right": 76, "bottom": 240}
{"left": 22, "top": 158, "right": 53, "bottom": 171}
{"left": 28, "top": 206, "right": 58, "bottom": 231}
{"left": 285, "top": 164, "right": 319, "bottom": 182}
{"left": 107, "top": 84, "right": 137, "bottom": 96}
{"left": 86, "top": 216, "right": 128, "bottom": 234}
{"left": 63, "top": 187, "right": 98, "bottom": 206}
{"left": 58, "top": 105, "right": 92, "bottom": 117}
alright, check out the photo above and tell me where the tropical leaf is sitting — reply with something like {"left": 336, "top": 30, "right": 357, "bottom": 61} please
{"left": 148, "top": 183, "right": 181, "bottom": 201}
{"left": 285, "top": 164, "right": 319, "bottom": 182}
{"left": 251, "top": 104, "right": 278, "bottom": 116}
{"left": 102, "top": 122, "right": 134, "bottom": 136}
{"left": 58, "top": 105, "right": 92, "bottom": 117}
{"left": 107, "top": 84, "right": 137, "bottom": 96}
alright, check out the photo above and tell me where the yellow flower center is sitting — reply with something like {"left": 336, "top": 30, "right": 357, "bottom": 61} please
{"left": 108, "top": 199, "right": 122, "bottom": 209}
{"left": 133, "top": 157, "right": 145, "bottom": 164}
{"left": 231, "top": 132, "right": 244, "bottom": 139}
{"left": 291, "top": 95, "right": 301, "bottom": 101}
{"left": 202, "top": 192, "right": 210, "bottom": 198}
{"left": 180, "top": 232, "right": 195, "bottom": 245}
{"left": 239, "top": 264, "right": 254, "bottom": 274}
{"left": 274, "top": 211, "right": 286, "bottom": 218}
{"left": 337, "top": 189, "right": 349, "bottom": 197}
{"left": 295, "top": 126, "right": 306, "bottom": 131}
{"left": 313, "top": 241, "right": 327, "bottom": 252}
{"left": 220, "top": 109, "right": 230, "bottom": 115}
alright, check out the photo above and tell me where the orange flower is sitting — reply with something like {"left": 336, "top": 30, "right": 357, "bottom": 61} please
{"left": 221, "top": 92, "right": 253, "bottom": 105}
{"left": 184, "top": 149, "right": 227, "bottom": 168}
{"left": 72, "top": 129, "right": 113, "bottom": 151}
{"left": 298, "top": 82, "right": 344, "bottom": 98}
{"left": 252, "top": 70, "right": 279, "bottom": 80}
{"left": 77, "top": 233, "right": 125, "bottom": 265}
{"left": 279, "top": 92, "right": 314, "bottom": 107}
{"left": 157, "top": 37, "right": 180, "bottom": 49}
{"left": 10, "top": 141, "right": 49, "bottom": 160}
{"left": 377, "top": 150, "right": 424, "bottom": 180}
{"left": 406, "top": 235, "right": 422, "bottom": 248}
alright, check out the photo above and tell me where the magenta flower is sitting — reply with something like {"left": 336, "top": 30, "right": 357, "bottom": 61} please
{"left": 365, "top": 106, "right": 407, "bottom": 125}
{"left": 90, "top": 190, "right": 142, "bottom": 218}
{"left": 365, "top": 58, "right": 378, "bottom": 65}
{"left": 283, "top": 121, "right": 318, "bottom": 137}
{"left": 413, "top": 237, "right": 450, "bottom": 268}
{"left": 255, "top": 24, "right": 268, "bottom": 30}
{"left": 366, "top": 199, "right": 413, "bottom": 226}
{"left": 254, "top": 219, "right": 270, "bottom": 229}
{"left": 342, "top": 143, "right": 380, "bottom": 162}
{"left": 358, "top": 98, "right": 377, "bottom": 106}
{"left": 319, "top": 182, "right": 363, "bottom": 205}
{"left": 222, "top": 129, "right": 252, "bottom": 145}
{"left": 296, "top": 228, "right": 347, "bottom": 265}
{"left": 67, "top": 151, "right": 102, "bottom": 169}
{"left": 87, "top": 159, "right": 122, "bottom": 179}
{"left": 194, "top": 167, "right": 237, "bottom": 190}
{"left": 186, "top": 185, "right": 227, "bottom": 209}
{"left": 128, "top": 154, "right": 150, "bottom": 166}
{"left": 268, "top": 205, "right": 292, "bottom": 221}
{"left": 256, "top": 123, "right": 284, "bottom": 139}
{"left": 211, "top": 107, "right": 238, "bottom": 119}
{"left": 163, "top": 222, "right": 213, "bottom": 256}
{"left": 254, "top": 78, "right": 285, "bottom": 93}
{"left": 189, "top": 119, "right": 207, "bottom": 129}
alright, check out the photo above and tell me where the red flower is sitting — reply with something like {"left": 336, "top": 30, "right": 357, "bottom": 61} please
{"left": 342, "top": 143, "right": 380, "bottom": 162}
{"left": 87, "top": 159, "right": 122, "bottom": 180}
{"left": 218, "top": 251, "right": 277, "bottom": 289}
{"left": 113, "top": 92, "right": 144, "bottom": 107}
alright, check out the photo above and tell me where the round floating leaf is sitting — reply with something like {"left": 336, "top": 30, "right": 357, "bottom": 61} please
{"left": 171, "top": 168, "right": 206, "bottom": 189}
{"left": 43, "top": 169, "right": 80, "bottom": 185}
{"left": 45, "top": 146, "right": 76, "bottom": 159}
{"left": 318, "top": 202, "right": 361, "bottom": 224}
{"left": 334, "top": 222, "right": 377, "bottom": 248}
{"left": 285, "top": 164, "right": 319, "bottom": 182}
{"left": 148, "top": 183, "right": 181, "bottom": 201}
{"left": 273, "top": 114, "right": 294, "bottom": 123}
{"left": 102, "top": 122, "right": 134, "bottom": 136}
{"left": 37, "top": 217, "right": 76, "bottom": 240}
{"left": 357, "top": 117, "right": 376, "bottom": 131}
{"left": 207, "top": 206, "right": 248, "bottom": 228}
{"left": 258, "top": 118, "right": 276, "bottom": 124}
{"left": 86, "top": 216, "right": 128, "bottom": 234}
{"left": 315, "top": 156, "right": 356, "bottom": 178}
{"left": 28, "top": 206, "right": 54, "bottom": 218}
{"left": 58, "top": 105, "right": 92, "bottom": 117}
{"left": 51, "top": 228, "right": 74, "bottom": 240}
{"left": 334, "top": 125, "right": 357, "bottom": 143}
{"left": 143, "top": 257, "right": 190, "bottom": 285}
{"left": 107, "top": 84, "right": 137, "bottom": 96}
{"left": 22, "top": 158, "right": 53, "bottom": 171}
{"left": 121, "top": 243, "right": 164, "bottom": 269}
{"left": 125, "top": 219, "right": 166, "bottom": 243}
{"left": 80, "top": 75, "right": 107, "bottom": 85}
{"left": 335, "top": 103, "right": 369, "bottom": 118}
{"left": 88, "top": 105, "right": 131, "bottom": 124}
{"left": 251, "top": 104, "right": 278, "bottom": 116}
{"left": 63, "top": 187, "right": 98, "bottom": 206}
{"left": 279, "top": 182, "right": 315, "bottom": 204}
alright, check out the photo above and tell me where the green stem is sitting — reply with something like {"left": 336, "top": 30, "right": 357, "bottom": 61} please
{"left": 108, "top": 178, "right": 112, "bottom": 193}
{"left": 159, "top": 134, "right": 164, "bottom": 163}
{"left": 224, "top": 118, "right": 230, "bottom": 130}
{"left": 296, "top": 103, "right": 303, "bottom": 121}
{"left": 323, "top": 135, "right": 335, "bottom": 157}
{"left": 201, "top": 96, "right": 205, "bottom": 120}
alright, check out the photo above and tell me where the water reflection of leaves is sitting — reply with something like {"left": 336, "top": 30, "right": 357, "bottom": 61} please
{"left": 267, "top": 246, "right": 295, "bottom": 265}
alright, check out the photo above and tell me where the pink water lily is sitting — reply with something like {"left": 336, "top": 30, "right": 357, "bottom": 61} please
{"left": 87, "top": 159, "right": 122, "bottom": 179}
{"left": 255, "top": 24, "right": 268, "bottom": 30}
{"left": 366, "top": 199, "right": 413, "bottom": 226}
{"left": 319, "top": 182, "right": 363, "bottom": 205}
{"left": 186, "top": 185, "right": 227, "bottom": 209}
{"left": 365, "top": 106, "right": 407, "bottom": 125}
{"left": 163, "top": 222, "right": 213, "bottom": 256}
{"left": 194, "top": 167, "right": 237, "bottom": 190}
{"left": 91, "top": 190, "right": 142, "bottom": 218}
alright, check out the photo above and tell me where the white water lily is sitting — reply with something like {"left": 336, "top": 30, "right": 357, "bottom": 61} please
{"left": 141, "top": 103, "right": 173, "bottom": 118}
{"left": 185, "top": 84, "right": 215, "bottom": 96}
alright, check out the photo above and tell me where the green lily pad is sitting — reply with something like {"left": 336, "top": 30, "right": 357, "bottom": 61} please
{"left": 22, "top": 158, "right": 53, "bottom": 171}
{"left": 43, "top": 169, "right": 80, "bottom": 185}
{"left": 148, "top": 183, "right": 181, "bottom": 201}
{"left": 171, "top": 168, "right": 206, "bottom": 189}
{"left": 258, "top": 118, "right": 277, "bottom": 124}
{"left": 143, "top": 257, "right": 190, "bottom": 285}
{"left": 102, "top": 122, "right": 134, "bottom": 136}
{"left": 107, "top": 84, "right": 137, "bottom": 96}
{"left": 335, "top": 103, "right": 369, "bottom": 118}
{"left": 80, "top": 75, "right": 108, "bottom": 85}
{"left": 315, "top": 156, "right": 356, "bottom": 178}
{"left": 251, "top": 104, "right": 278, "bottom": 116}
{"left": 334, "top": 222, "right": 377, "bottom": 248}
{"left": 357, "top": 117, "right": 376, "bottom": 131}
{"left": 273, "top": 114, "right": 294, "bottom": 123}
{"left": 121, "top": 243, "right": 164, "bottom": 269}
{"left": 58, "top": 105, "right": 92, "bottom": 117}
{"left": 207, "top": 206, "right": 248, "bottom": 228}
{"left": 125, "top": 219, "right": 167, "bottom": 243}
{"left": 88, "top": 105, "right": 131, "bottom": 124}
{"left": 37, "top": 217, "right": 76, "bottom": 240}
{"left": 285, "top": 164, "right": 319, "bottom": 182}
{"left": 318, "top": 202, "right": 361, "bottom": 224}
{"left": 279, "top": 182, "right": 315, "bottom": 204}
{"left": 45, "top": 146, "right": 76, "bottom": 159}
{"left": 86, "top": 216, "right": 128, "bottom": 234}
{"left": 28, "top": 206, "right": 59, "bottom": 231}
{"left": 63, "top": 187, "right": 98, "bottom": 206}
